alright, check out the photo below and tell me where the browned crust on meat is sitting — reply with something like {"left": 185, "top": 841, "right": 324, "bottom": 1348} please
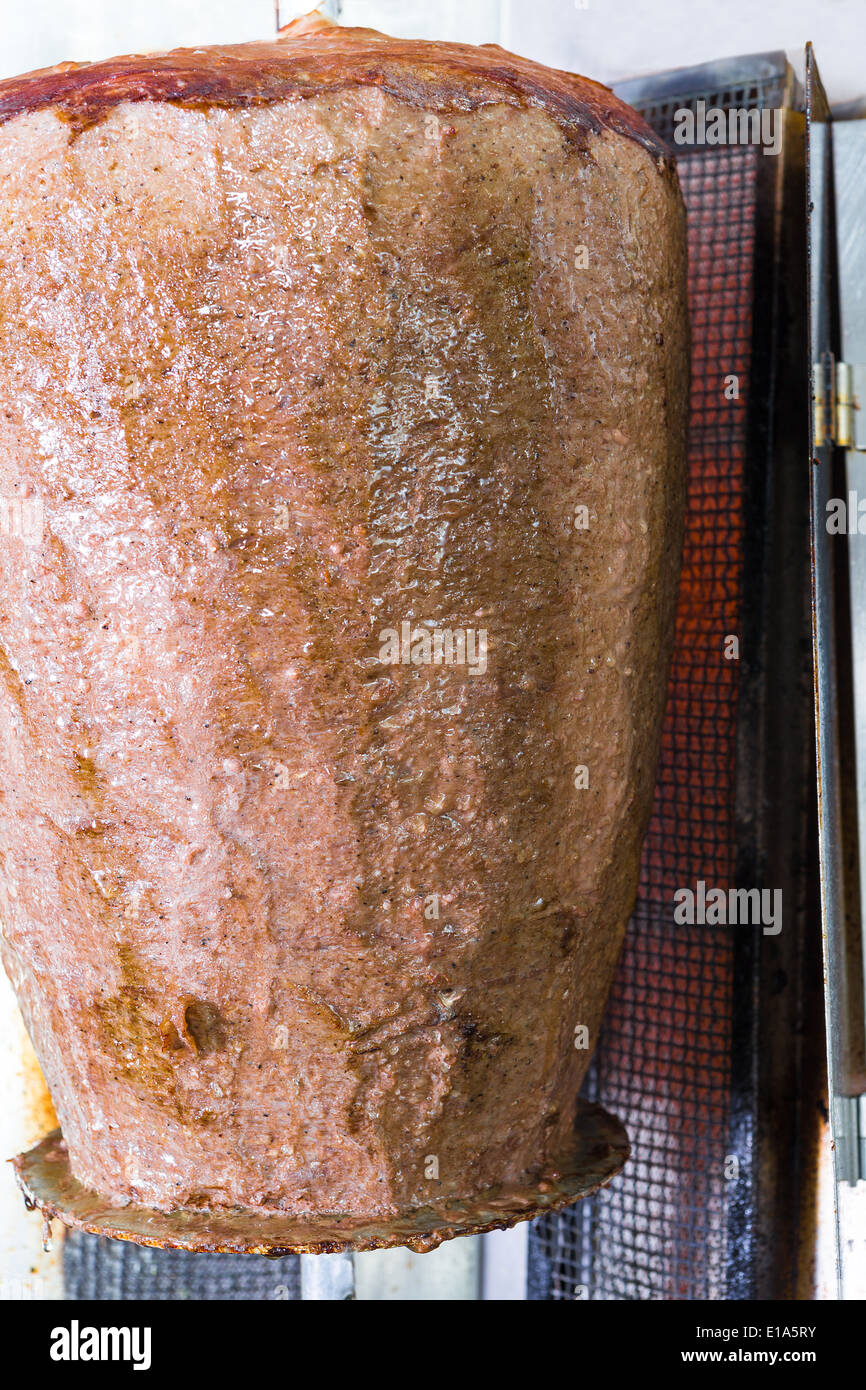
{"left": 0, "top": 15, "right": 670, "bottom": 158}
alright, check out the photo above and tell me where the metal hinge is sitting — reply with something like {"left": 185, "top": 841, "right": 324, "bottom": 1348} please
{"left": 813, "top": 354, "right": 866, "bottom": 450}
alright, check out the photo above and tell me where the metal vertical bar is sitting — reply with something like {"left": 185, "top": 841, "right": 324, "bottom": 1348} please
{"left": 299, "top": 1252, "right": 356, "bottom": 1300}
{"left": 276, "top": 2, "right": 343, "bottom": 31}
{"left": 729, "top": 94, "right": 820, "bottom": 1302}
{"left": 480, "top": 1224, "right": 528, "bottom": 1300}
{"left": 813, "top": 76, "right": 866, "bottom": 1301}
{"left": 832, "top": 119, "right": 866, "bottom": 1140}
{"left": 807, "top": 43, "right": 849, "bottom": 1298}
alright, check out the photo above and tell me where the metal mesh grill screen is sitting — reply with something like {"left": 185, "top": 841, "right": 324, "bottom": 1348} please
{"left": 529, "top": 141, "right": 764, "bottom": 1301}
{"left": 64, "top": 1230, "right": 301, "bottom": 1302}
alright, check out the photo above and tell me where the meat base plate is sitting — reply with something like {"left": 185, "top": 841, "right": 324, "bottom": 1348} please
{"left": 12, "top": 1100, "right": 629, "bottom": 1255}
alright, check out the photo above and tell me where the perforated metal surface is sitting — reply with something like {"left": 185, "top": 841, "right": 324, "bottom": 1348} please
{"left": 64, "top": 1229, "right": 301, "bottom": 1301}
{"left": 530, "top": 142, "right": 760, "bottom": 1301}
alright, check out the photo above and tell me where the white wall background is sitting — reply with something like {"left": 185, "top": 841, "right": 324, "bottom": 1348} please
{"left": 0, "top": 1, "right": 864, "bottom": 104}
